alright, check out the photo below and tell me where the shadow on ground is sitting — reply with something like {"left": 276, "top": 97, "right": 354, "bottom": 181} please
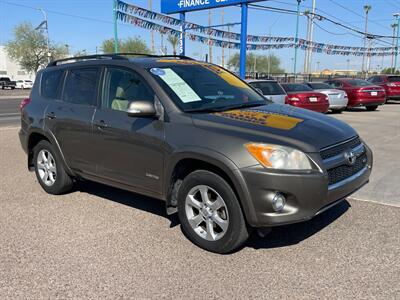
{"left": 75, "top": 180, "right": 350, "bottom": 251}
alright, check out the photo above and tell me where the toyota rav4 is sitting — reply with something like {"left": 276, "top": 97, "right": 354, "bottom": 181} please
{"left": 19, "top": 54, "right": 373, "bottom": 253}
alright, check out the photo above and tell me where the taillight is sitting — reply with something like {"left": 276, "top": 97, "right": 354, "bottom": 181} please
{"left": 287, "top": 97, "right": 300, "bottom": 102}
{"left": 20, "top": 98, "right": 31, "bottom": 112}
{"left": 387, "top": 83, "right": 396, "bottom": 87}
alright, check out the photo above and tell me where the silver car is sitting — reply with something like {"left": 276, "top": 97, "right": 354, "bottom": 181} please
{"left": 247, "top": 79, "right": 287, "bottom": 105}
{"left": 305, "top": 82, "right": 348, "bottom": 113}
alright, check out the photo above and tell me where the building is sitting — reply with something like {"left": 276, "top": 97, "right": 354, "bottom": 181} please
{"left": 0, "top": 45, "right": 35, "bottom": 81}
{"left": 311, "top": 69, "right": 358, "bottom": 76}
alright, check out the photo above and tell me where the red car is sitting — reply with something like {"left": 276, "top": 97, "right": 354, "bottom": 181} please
{"left": 280, "top": 83, "right": 329, "bottom": 113}
{"left": 367, "top": 74, "right": 400, "bottom": 101}
{"left": 324, "top": 78, "right": 385, "bottom": 111}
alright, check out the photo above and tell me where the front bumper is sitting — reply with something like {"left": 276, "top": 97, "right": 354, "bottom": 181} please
{"left": 239, "top": 145, "right": 372, "bottom": 227}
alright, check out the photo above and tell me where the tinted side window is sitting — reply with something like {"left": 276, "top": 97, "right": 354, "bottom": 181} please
{"left": 41, "top": 70, "right": 64, "bottom": 99}
{"left": 328, "top": 81, "right": 342, "bottom": 88}
{"left": 63, "top": 68, "right": 99, "bottom": 106}
{"left": 102, "top": 68, "right": 155, "bottom": 112}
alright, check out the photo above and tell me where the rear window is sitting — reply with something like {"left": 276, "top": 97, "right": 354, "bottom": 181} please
{"left": 41, "top": 70, "right": 64, "bottom": 99}
{"left": 281, "top": 84, "right": 313, "bottom": 92}
{"left": 249, "top": 81, "right": 285, "bottom": 95}
{"left": 63, "top": 68, "right": 99, "bottom": 106}
{"left": 388, "top": 76, "right": 400, "bottom": 82}
{"left": 308, "top": 82, "right": 331, "bottom": 90}
{"left": 346, "top": 79, "right": 371, "bottom": 87}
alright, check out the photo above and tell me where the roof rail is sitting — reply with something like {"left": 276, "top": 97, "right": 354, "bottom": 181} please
{"left": 47, "top": 53, "right": 195, "bottom": 67}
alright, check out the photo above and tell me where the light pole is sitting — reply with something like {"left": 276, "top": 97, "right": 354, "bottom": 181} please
{"left": 303, "top": 0, "right": 316, "bottom": 74}
{"left": 268, "top": 16, "right": 281, "bottom": 76}
{"left": 362, "top": 5, "right": 371, "bottom": 75}
{"left": 346, "top": 59, "right": 350, "bottom": 74}
{"left": 36, "top": 8, "right": 50, "bottom": 62}
{"left": 394, "top": 13, "right": 400, "bottom": 73}
{"left": 316, "top": 61, "right": 320, "bottom": 72}
{"left": 293, "top": 0, "right": 304, "bottom": 78}
{"left": 391, "top": 22, "right": 398, "bottom": 71}
{"left": 113, "top": 0, "right": 119, "bottom": 53}
{"left": 148, "top": 0, "right": 155, "bottom": 53}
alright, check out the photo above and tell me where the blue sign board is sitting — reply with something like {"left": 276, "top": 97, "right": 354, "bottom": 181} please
{"left": 161, "top": 0, "right": 263, "bottom": 14}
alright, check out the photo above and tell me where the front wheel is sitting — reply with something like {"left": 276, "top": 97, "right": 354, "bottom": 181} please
{"left": 177, "top": 170, "right": 250, "bottom": 254}
{"left": 366, "top": 105, "right": 378, "bottom": 111}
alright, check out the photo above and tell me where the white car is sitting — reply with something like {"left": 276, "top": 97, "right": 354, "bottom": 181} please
{"left": 305, "top": 82, "right": 348, "bottom": 113}
{"left": 247, "top": 79, "right": 287, "bottom": 105}
{"left": 16, "top": 80, "right": 33, "bottom": 89}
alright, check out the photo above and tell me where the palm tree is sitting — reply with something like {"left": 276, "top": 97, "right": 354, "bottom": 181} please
{"left": 167, "top": 35, "right": 179, "bottom": 55}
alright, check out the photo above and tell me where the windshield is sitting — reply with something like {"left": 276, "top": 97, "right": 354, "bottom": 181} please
{"left": 308, "top": 82, "right": 331, "bottom": 90}
{"left": 281, "top": 84, "right": 313, "bottom": 92}
{"left": 249, "top": 81, "right": 285, "bottom": 95}
{"left": 347, "top": 79, "right": 371, "bottom": 87}
{"left": 148, "top": 63, "right": 265, "bottom": 112}
{"left": 388, "top": 76, "right": 400, "bottom": 82}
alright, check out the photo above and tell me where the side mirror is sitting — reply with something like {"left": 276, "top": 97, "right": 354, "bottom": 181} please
{"left": 127, "top": 100, "right": 157, "bottom": 118}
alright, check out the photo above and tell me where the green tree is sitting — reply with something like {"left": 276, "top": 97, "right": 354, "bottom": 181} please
{"left": 381, "top": 67, "right": 399, "bottom": 74}
{"left": 5, "top": 22, "right": 68, "bottom": 74}
{"left": 167, "top": 35, "right": 179, "bottom": 55}
{"left": 101, "top": 37, "right": 150, "bottom": 54}
{"left": 227, "top": 53, "right": 284, "bottom": 74}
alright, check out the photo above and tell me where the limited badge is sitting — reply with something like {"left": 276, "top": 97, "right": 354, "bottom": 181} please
{"left": 150, "top": 68, "right": 166, "bottom": 76}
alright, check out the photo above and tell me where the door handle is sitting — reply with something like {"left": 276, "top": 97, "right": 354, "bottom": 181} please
{"left": 45, "top": 112, "right": 56, "bottom": 119}
{"left": 94, "top": 120, "right": 108, "bottom": 129}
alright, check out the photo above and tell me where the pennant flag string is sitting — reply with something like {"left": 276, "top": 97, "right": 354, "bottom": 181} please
{"left": 116, "top": 11, "right": 394, "bottom": 57}
{"left": 117, "top": 0, "right": 396, "bottom": 53}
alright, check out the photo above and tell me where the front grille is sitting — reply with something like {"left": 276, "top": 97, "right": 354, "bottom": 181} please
{"left": 327, "top": 153, "right": 367, "bottom": 185}
{"left": 320, "top": 137, "right": 361, "bottom": 160}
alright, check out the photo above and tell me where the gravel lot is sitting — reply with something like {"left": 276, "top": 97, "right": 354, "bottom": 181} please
{"left": 0, "top": 104, "right": 399, "bottom": 299}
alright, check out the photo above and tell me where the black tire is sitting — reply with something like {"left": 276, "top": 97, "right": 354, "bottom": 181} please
{"left": 33, "top": 140, "right": 73, "bottom": 195}
{"left": 177, "top": 170, "right": 250, "bottom": 254}
{"left": 331, "top": 109, "right": 343, "bottom": 114}
{"left": 366, "top": 105, "right": 378, "bottom": 111}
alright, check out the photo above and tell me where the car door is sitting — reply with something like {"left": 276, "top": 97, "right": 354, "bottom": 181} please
{"left": 91, "top": 66, "right": 166, "bottom": 194}
{"left": 44, "top": 67, "right": 100, "bottom": 175}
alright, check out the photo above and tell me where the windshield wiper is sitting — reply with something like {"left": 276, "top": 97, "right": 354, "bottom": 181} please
{"left": 186, "top": 101, "right": 266, "bottom": 113}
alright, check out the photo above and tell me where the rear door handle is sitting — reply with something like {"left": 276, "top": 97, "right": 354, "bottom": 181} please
{"left": 94, "top": 120, "right": 108, "bottom": 129}
{"left": 45, "top": 112, "right": 56, "bottom": 119}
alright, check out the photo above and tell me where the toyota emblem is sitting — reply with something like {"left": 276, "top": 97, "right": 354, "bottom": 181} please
{"left": 344, "top": 150, "right": 357, "bottom": 166}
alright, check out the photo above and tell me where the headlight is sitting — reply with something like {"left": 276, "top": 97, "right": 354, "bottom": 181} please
{"left": 245, "top": 143, "right": 312, "bottom": 170}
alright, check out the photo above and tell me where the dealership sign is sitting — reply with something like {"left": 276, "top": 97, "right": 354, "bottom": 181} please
{"left": 161, "top": 0, "right": 263, "bottom": 14}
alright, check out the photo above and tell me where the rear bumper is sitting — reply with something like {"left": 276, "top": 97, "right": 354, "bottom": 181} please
{"left": 18, "top": 128, "right": 28, "bottom": 154}
{"left": 348, "top": 98, "right": 385, "bottom": 107}
{"left": 239, "top": 146, "right": 372, "bottom": 227}
{"left": 289, "top": 102, "right": 329, "bottom": 113}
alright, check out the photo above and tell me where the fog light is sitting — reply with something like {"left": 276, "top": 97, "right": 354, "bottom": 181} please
{"left": 272, "top": 193, "right": 286, "bottom": 212}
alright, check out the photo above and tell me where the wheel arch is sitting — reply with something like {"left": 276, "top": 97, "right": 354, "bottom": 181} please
{"left": 27, "top": 129, "right": 73, "bottom": 176}
{"left": 165, "top": 149, "right": 256, "bottom": 224}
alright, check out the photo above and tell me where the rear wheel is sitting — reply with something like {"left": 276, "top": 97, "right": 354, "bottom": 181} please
{"left": 331, "top": 109, "right": 344, "bottom": 114}
{"left": 177, "top": 170, "right": 250, "bottom": 254}
{"left": 366, "top": 105, "right": 378, "bottom": 111}
{"left": 33, "top": 140, "right": 73, "bottom": 195}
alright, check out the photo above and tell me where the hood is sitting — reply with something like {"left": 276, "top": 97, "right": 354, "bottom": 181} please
{"left": 190, "top": 103, "right": 357, "bottom": 152}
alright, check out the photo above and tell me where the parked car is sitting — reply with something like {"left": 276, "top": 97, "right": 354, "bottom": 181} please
{"left": 324, "top": 78, "right": 385, "bottom": 111}
{"left": 305, "top": 82, "right": 348, "bottom": 113}
{"left": 16, "top": 80, "right": 33, "bottom": 89}
{"left": 19, "top": 54, "right": 372, "bottom": 253}
{"left": 280, "top": 83, "right": 329, "bottom": 113}
{"left": 0, "top": 77, "right": 16, "bottom": 89}
{"left": 367, "top": 74, "right": 400, "bottom": 102}
{"left": 246, "top": 79, "right": 287, "bottom": 104}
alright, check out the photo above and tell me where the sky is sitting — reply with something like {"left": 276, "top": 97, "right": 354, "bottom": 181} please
{"left": 1, "top": 0, "right": 400, "bottom": 73}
